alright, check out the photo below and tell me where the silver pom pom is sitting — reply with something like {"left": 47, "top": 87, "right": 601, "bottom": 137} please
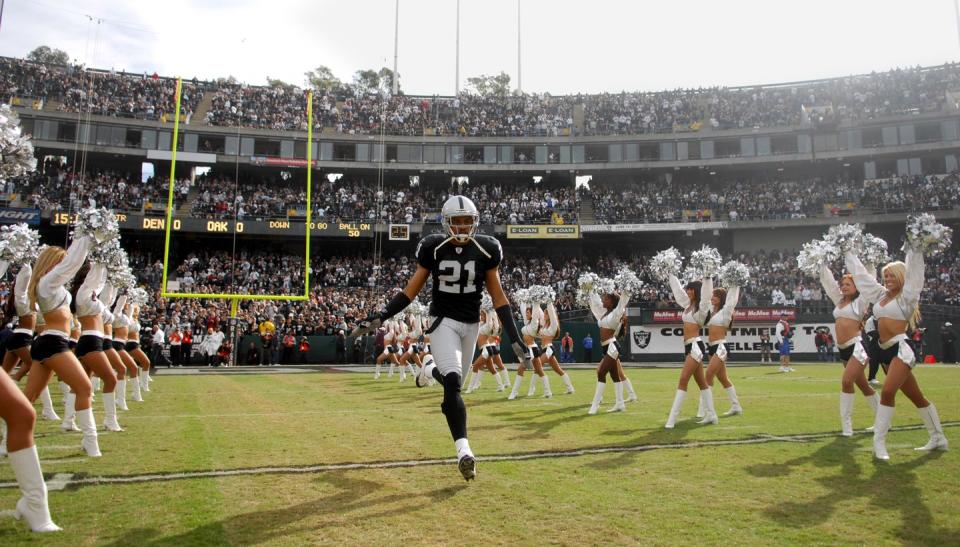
{"left": 824, "top": 223, "right": 864, "bottom": 255}
{"left": 577, "top": 272, "right": 601, "bottom": 295}
{"left": 0, "top": 223, "right": 41, "bottom": 266}
{"left": 613, "top": 268, "right": 644, "bottom": 295}
{"left": 689, "top": 245, "right": 723, "bottom": 278}
{"left": 513, "top": 288, "right": 532, "bottom": 305}
{"left": 479, "top": 293, "right": 494, "bottom": 312}
{"left": 796, "top": 238, "right": 840, "bottom": 277}
{"left": 649, "top": 247, "right": 683, "bottom": 282}
{"left": 596, "top": 277, "right": 615, "bottom": 296}
{"left": 0, "top": 105, "right": 38, "bottom": 181}
{"left": 89, "top": 237, "right": 126, "bottom": 267}
{"left": 129, "top": 287, "right": 150, "bottom": 307}
{"left": 575, "top": 288, "right": 592, "bottom": 307}
{"left": 530, "top": 284, "right": 556, "bottom": 304}
{"left": 861, "top": 233, "right": 890, "bottom": 267}
{"left": 719, "top": 261, "right": 750, "bottom": 288}
{"left": 904, "top": 213, "right": 953, "bottom": 256}
{"left": 72, "top": 207, "right": 120, "bottom": 244}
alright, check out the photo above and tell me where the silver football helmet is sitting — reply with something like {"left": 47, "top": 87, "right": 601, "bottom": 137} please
{"left": 441, "top": 195, "right": 480, "bottom": 243}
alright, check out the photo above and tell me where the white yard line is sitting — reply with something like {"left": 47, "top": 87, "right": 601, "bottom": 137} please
{"left": 4, "top": 422, "right": 954, "bottom": 491}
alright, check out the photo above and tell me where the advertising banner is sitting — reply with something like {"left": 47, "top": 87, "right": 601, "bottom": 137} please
{"left": 629, "top": 323, "right": 834, "bottom": 354}
{"left": 651, "top": 308, "right": 797, "bottom": 323}
{"left": 506, "top": 224, "right": 579, "bottom": 239}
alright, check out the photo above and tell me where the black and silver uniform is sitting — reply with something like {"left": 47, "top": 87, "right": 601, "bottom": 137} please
{"left": 416, "top": 233, "right": 503, "bottom": 323}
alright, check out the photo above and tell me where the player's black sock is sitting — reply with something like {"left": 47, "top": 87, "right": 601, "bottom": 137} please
{"left": 431, "top": 366, "right": 445, "bottom": 384}
{"left": 440, "top": 372, "right": 467, "bottom": 440}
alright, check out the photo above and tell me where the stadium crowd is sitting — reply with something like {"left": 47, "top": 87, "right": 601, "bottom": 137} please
{"left": 587, "top": 172, "right": 960, "bottom": 224}
{"left": 13, "top": 170, "right": 190, "bottom": 212}
{"left": 98, "top": 243, "right": 954, "bottom": 341}
{"left": 0, "top": 57, "right": 201, "bottom": 121}
{"left": 4, "top": 55, "right": 958, "bottom": 136}
{"left": 7, "top": 166, "right": 956, "bottom": 229}
{"left": 2, "top": 241, "right": 953, "bottom": 366}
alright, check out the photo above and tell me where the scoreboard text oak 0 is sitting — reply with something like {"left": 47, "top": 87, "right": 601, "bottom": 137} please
{"left": 52, "top": 212, "right": 373, "bottom": 238}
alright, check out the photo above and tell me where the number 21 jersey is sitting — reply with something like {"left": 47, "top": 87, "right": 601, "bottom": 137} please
{"left": 416, "top": 233, "right": 503, "bottom": 323}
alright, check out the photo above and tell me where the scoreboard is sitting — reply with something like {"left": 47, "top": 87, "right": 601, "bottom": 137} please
{"left": 51, "top": 212, "right": 373, "bottom": 238}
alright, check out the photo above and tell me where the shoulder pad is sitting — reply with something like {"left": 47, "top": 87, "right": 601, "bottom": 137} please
{"left": 475, "top": 234, "right": 503, "bottom": 255}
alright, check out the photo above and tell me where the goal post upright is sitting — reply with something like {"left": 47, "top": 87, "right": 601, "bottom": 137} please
{"left": 160, "top": 81, "right": 313, "bottom": 304}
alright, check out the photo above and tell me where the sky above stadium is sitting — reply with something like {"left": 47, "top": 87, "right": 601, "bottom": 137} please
{"left": 1, "top": 0, "right": 958, "bottom": 95}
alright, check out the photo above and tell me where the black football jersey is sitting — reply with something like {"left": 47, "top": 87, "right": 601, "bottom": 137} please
{"left": 416, "top": 233, "right": 503, "bottom": 323}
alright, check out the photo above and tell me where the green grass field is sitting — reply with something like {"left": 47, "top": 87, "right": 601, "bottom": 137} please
{"left": 1, "top": 363, "right": 958, "bottom": 545}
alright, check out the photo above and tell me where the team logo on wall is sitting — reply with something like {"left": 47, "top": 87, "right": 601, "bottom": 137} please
{"left": 633, "top": 329, "right": 652, "bottom": 349}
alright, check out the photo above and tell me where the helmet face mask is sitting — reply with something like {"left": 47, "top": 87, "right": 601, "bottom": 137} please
{"left": 441, "top": 195, "right": 479, "bottom": 242}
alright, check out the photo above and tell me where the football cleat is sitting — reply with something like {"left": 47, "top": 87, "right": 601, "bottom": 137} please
{"left": 458, "top": 455, "right": 477, "bottom": 481}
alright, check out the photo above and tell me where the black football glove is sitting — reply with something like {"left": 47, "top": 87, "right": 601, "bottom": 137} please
{"left": 511, "top": 341, "right": 532, "bottom": 366}
{"left": 349, "top": 315, "right": 382, "bottom": 337}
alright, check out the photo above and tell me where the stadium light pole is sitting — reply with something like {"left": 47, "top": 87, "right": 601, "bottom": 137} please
{"left": 393, "top": 0, "right": 400, "bottom": 95}
{"left": 455, "top": 0, "right": 460, "bottom": 95}
{"left": 517, "top": 0, "right": 522, "bottom": 93}
{"left": 955, "top": 0, "right": 960, "bottom": 49}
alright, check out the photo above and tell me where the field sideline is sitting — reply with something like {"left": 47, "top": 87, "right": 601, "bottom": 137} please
{"left": 0, "top": 363, "right": 957, "bottom": 545}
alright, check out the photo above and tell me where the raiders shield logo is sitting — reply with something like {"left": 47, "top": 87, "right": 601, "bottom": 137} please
{"left": 455, "top": 247, "right": 463, "bottom": 254}
{"left": 633, "top": 330, "right": 651, "bottom": 349}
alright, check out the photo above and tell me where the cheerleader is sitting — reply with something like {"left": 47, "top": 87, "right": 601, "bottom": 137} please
{"left": 417, "top": 313, "right": 436, "bottom": 385}
{"left": 374, "top": 317, "right": 401, "bottom": 378}
{"left": 586, "top": 286, "right": 631, "bottom": 414}
{"left": 111, "top": 293, "right": 142, "bottom": 402}
{"left": 537, "top": 301, "right": 575, "bottom": 395}
{"left": 126, "top": 304, "right": 152, "bottom": 393}
{"left": 864, "top": 311, "right": 883, "bottom": 386}
{"left": 507, "top": 301, "right": 547, "bottom": 399}
{"left": 394, "top": 314, "right": 417, "bottom": 381}
{"left": 663, "top": 274, "right": 713, "bottom": 428}
{"left": 58, "top": 316, "right": 84, "bottom": 431}
{"left": 70, "top": 262, "right": 122, "bottom": 431}
{"left": 396, "top": 311, "right": 423, "bottom": 375}
{"left": 100, "top": 280, "right": 129, "bottom": 412}
{"left": 465, "top": 308, "right": 505, "bottom": 393}
{"left": 704, "top": 284, "right": 743, "bottom": 421}
{"left": 21, "top": 237, "right": 101, "bottom": 457}
{"left": 0, "top": 366, "right": 61, "bottom": 531}
{"left": 489, "top": 333, "right": 510, "bottom": 389}
{"left": 819, "top": 264, "right": 879, "bottom": 436}
{"left": 1, "top": 261, "right": 59, "bottom": 421}
{"left": 846, "top": 247, "right": 946, "bottom": 459}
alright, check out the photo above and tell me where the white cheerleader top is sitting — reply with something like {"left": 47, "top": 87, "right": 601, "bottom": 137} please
{"left": 669, "top": 274, "right": 711, "bottom": 326}
{"left": 520, "top": 302, "right": 542, "bottom": 337}
{"left": 37, "top": 236, "right": 91, "bottom": 314}
{"left": 845, "top": 250, "right": 923, "bottom": 323}
{"left": 407, "top": 315, "right": 423, "bottom": 338}
{"left": 707, "top": 286, "right": 740, "bottom": 328}
{"left": 589, "top": 291, "right": 631, "bottom": 333}
{"left": 75, "top": 263, "right": 107, "bottom": 318}
{"left": 819, "top": 264, "right": 867, "bottom": 323}
{"left": 14, "top": 264, "right": 34, "bottom": 317}
{"left": 100, "top": 282, "right": 116, "bottom": 325}
{"left": 478, "top": 311, "right": 497, "bottom": 336}
{"left": 111, "top": 294, "right": 129, "bottom": 329}
{"left": 538, "top": 303, "right": 560, "bottom": 338}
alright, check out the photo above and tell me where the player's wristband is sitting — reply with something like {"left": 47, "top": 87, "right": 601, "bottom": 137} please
{"left": 495, "top": 304, "right": 522, "bottom": 344}
{"left": 380, "top": 292, "right": 411, "bottom": 322}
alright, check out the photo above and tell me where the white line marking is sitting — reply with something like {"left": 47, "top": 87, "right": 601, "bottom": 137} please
{"left": 46, "top": 473, "right": 74, "bottom": 491}
{"left": 3, "top": 422, "right": 954, "bottom": 491}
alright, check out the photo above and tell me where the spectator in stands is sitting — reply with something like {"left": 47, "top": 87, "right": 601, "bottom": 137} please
{"left": 245, "top": 341, "right": 260, "bottom": 366}
{"left": 560, "top": 332, "right": 573, "bottom": 364}
{"left": 582, "top": 333, "right": 593, "bottom": 363}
